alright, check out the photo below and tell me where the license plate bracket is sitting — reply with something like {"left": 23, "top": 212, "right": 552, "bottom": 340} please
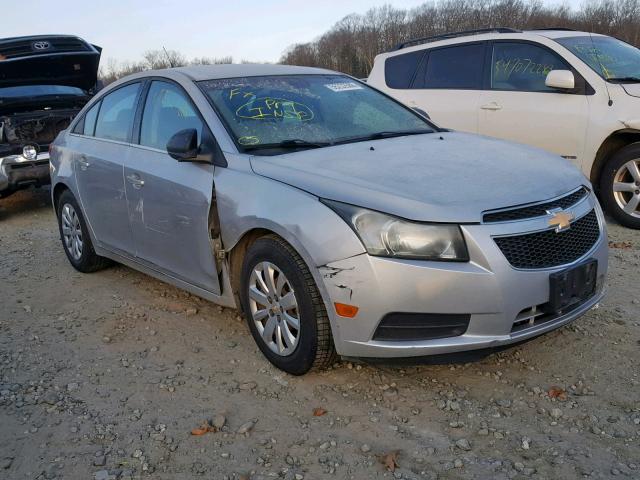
{"left": 547, "top": 259, "right": 597, "bottom": 313}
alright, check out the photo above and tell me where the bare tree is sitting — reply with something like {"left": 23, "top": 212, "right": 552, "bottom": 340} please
{"left": 280, "top": 0, "right": 640, "bottom": 77}
{"left": 191, "top": 56, "right": 234, "bottom": 65}
{"left": 99, "top": 51, "right": 234, "bottom": 84}
{"left": 142, "top": 49, "right": 188, "bottom": 69}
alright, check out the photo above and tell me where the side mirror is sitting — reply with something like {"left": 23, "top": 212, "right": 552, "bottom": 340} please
{"left": 167, "top": 129, "right": 200, "bottom": 161}
{"left": 412, "top": 107, "right": 430, "bottom": 119}
{"left": 545, "top": 70, "right": 575, "bottom": 91}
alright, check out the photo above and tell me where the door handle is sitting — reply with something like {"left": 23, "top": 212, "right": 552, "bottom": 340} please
{"left": 77, "top": 156, "right": 90, "bottom": 171}
{"left": 126, "top": 174, "right": 145, "bottom": 189}
{"left": 481, "top": 102, "right": 502, "bottom": 111}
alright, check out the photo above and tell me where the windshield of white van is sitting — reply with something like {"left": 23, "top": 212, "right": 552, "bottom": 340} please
{"left": 199, "top": 74, "right": 435, "bottom": 154}
{"left": 557, "top": 36, "right": 640, "bottom": 82}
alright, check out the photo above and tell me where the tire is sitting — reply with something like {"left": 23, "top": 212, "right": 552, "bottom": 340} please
{"left": 599, "top": 143, "right": 640, "bottom": 229}
{"left": 240, "top": 235, "right": 336, "bottom": 375}
{"left": 56, "top": 190, "right": 112, "bottom": 273}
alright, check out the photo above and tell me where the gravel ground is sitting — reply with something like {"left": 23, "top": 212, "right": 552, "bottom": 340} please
{"left": 1, "top": 187, "right": 639, "bottom": 480}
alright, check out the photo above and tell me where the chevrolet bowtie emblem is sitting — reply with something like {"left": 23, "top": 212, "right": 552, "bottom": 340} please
{"left": 547, "top": 208, "right": 574, "bottom": 232}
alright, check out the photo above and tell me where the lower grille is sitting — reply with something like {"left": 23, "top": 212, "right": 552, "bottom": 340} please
{"left": 494, "top": 209, "right": 600, "bottom": 269}
{"left": 373, "top": 313, "right": 470, "bottom": 341}
{"left": 511, "top": 293, "right": 595, "bottom": 333}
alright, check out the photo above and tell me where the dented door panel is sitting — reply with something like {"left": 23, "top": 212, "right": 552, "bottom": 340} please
{"left": 123, "top": 145, "right": 221, "bottom": 294}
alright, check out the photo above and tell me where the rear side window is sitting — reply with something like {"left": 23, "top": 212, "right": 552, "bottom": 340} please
{"left": 416, "top": 44, "right": 485, "bottom": 89}
{"left": 385, "top": 51, "right": 424, "bottom": 89}
{"left": 94, "top": 83, "right": 141, "bottom": 142}
{"left": 139, "top": 81, "right": 203, "bottom": 151}
{"left": 82, "top": 102, "right": 101, "bottom": 136}
{"left": 491, "top": 43, "right": 570, "bottom": 92}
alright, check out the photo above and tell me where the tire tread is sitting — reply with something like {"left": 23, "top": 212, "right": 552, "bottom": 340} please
{"left": 57, "top": 190, "right": 112, "bottom": 273}
{"left": 263, "top": 234, "right": 337, "bottom": 371}
{"left": 599, "top": 142, "right": 640, "bottom": 229}
{"left": 242, "top": 234, "right": 337, "bottom": 373}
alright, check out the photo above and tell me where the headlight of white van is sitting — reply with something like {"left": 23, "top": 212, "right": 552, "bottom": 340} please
{"left": 321, "top": 199, "right": 469, "bottom": 261}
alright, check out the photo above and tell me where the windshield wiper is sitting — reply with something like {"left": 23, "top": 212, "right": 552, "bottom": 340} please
{"left": 242, "top": 139, "right": 331, "bottom": 151}
{"left": 335, "top": 129, "right": 433, "bottom": 145}
{"left": 607, "top": 76, "right": 640, "bottom": 83}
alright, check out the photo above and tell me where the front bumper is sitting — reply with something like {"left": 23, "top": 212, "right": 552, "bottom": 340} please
{"left": 0, "top": 152, "right": 50, "bottom": 194}
{"left": 320, "top": 194, "right": 608, "bottom": 358}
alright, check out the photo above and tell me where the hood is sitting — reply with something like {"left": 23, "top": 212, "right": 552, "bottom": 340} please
{"left": 622, "top": 83, "right": 640, "bottom": 98}
{"left": 250, "top": 132, "right": 587, "bottom": 223}
{"left": 0, "top": 35, "right": 101, "bottom": 91}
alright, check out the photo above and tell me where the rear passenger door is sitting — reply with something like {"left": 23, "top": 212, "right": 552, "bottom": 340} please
{"left": 73, "top": 82, "right": 141, "bottom": 256}
{"left": 478, "top": 41, "right": 589, "bottom": 163}
{"left": 386, "top": 43, "right": 486, "bottom": 132}
{"left": 124, "top": 80, "right": 221, "bottom": 294}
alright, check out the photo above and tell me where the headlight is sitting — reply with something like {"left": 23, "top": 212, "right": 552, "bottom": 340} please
{"left": 321, "top": 199, "right": 469, "bottom": 261}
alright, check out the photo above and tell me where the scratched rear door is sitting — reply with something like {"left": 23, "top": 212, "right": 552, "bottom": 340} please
{"left": 124, "top": 79, "right": 221, "bottom": 294}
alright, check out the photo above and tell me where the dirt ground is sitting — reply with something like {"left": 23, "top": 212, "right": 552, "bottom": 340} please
{"left": 0, "top": 186, "right": 638, "bottom": 480}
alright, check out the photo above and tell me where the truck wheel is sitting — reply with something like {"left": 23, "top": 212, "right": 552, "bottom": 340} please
{"left": 56, "top": 190, "right": 112, "bottom": 272}
{"left": 599, "top": 143, "right": 640, "bottom": 229}
{"left": 240, "top": 235, "right": 336, "bottom": 375}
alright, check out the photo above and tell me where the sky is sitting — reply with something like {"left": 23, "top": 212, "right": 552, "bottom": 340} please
{"left": 3, "top": 0, "right": 582, "bottom": 66}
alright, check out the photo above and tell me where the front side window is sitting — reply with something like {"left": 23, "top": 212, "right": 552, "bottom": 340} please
{"left": 94, "top": 83, "right": 141, "bottom": 142}
{"left": 385, "top": 50, "right": 424, "bottom": 89}
{"left": 199, "top": 74, "right": 434, "bottom": 154}
{"left": 556, "top": 35, "right": 640, "bottom": 81}
{"left": 416, "top": 44, "right": 485, "bottom": 89}
{"left": 140, "top": 81, "right": 203, "bottom": 151}
{"left": 491, "top": 43, "right": 570, "bottom": 92}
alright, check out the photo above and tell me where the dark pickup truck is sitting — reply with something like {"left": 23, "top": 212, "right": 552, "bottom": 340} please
{"left": 0, "top": 35, "right": 101, "bottom": 197}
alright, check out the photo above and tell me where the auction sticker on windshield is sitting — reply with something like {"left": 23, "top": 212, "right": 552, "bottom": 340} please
{"left": 324, "top": 82, "right": 363, "bottom": 92}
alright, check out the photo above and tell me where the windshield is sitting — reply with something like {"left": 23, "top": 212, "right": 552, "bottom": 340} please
{"left": 556, "top": 35, "right": 640, "bottom": 81}
{"left": 0, "top": 85, "right": 86, "bottom": 99}
{"left": 199, "top": 74, "right": 434, "bottom": 153}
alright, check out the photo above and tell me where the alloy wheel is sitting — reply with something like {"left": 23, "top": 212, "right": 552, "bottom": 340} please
{"left": 613, "top": 159, "right": 640, "bottom": 219}
{"left": 61, "top": 203, "right": 83, "bottom": 260}
{"left": 248, "top": 261, "right": 300, "bottom": 356}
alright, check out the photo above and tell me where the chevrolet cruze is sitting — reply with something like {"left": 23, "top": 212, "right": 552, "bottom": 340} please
{"left": 50, "top": 65, "right": 608, "bottom": 374}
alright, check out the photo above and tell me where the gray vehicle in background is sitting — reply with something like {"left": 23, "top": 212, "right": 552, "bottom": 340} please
{"left": 50, "top": 64, "right": 608, "bottom": 374}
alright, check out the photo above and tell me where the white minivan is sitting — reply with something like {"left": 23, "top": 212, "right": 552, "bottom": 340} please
{"left": 368, "top": 27, "right": 640, "bottom": 229}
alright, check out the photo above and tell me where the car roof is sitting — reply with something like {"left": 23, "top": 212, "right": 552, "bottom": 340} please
{"left": 149, "top": 64, "right": 339, "bottom": 82}
{"left": 528, "top": 29, "right": 607, "bottom": 40}
{"left": 385, "top": 29, "right": 608, "bottom": 57}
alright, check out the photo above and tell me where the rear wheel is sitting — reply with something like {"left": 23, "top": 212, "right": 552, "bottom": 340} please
{"left": 240, "top": 235, "right": 336, "bottom": 375}
{"left": 56, "top": 190, "right": 111, "bottom": 272}
{"left": 599, "top": 143, "right": 640, "bottom": 229}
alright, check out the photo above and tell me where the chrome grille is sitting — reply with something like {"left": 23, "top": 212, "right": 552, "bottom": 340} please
{"left": 483, "top": 187, "right": 589, "bottom": 223}
{"left": 494, "top": 209, "right": 600, "bottom": 269}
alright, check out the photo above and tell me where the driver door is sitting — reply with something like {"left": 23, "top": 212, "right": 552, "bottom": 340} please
{"left": 124, "top": 80, "right": 221, "bottom": 294}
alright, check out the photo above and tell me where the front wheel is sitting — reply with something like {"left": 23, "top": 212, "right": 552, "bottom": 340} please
{"left": 599, "top": 143, "right": 640, "bottom": 229}
{"left": 240, "top": 235, "right": 336, "bottom": 375}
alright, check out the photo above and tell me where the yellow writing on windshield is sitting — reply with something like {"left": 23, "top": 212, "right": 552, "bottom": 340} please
{"left": 238, "top": 136, "right": 260, "bottom": 145}
{"left": 229, "top": 87, "right": 257, "bottom": 100}
{"left": 236, "top": 97, "right": 314, "bottom": 121}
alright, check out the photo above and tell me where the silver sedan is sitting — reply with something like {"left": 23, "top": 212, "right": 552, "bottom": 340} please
{"left": 50, "top": 65, "right": 608, "bottom": 374}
